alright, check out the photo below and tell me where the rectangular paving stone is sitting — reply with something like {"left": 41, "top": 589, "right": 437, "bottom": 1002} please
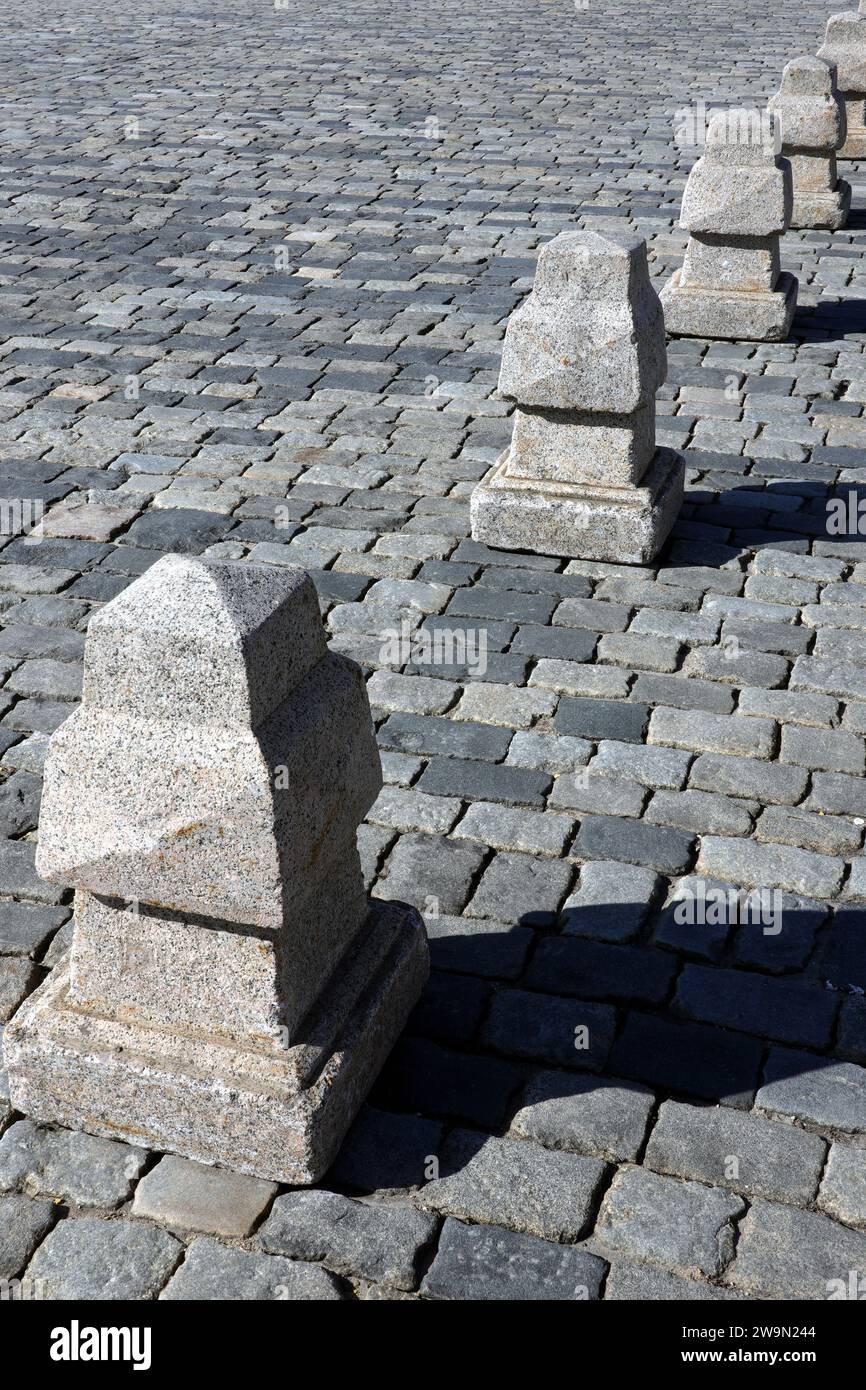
{"left": 818, "top": 1143, "right": 866, "bottom": 1229}
{"left": 505, "top": 730, "right": 592, "bottom": 775}
{"left": 560, "top": 861, "right": 661, "bottom": 942}
{"left": 419, "top": 1129, "right": 606, "bottom": 1242}
{"left": 510, "top": 1073, "right": 655, "bottom": 1162}
{"left": 261, "top": 1190, "right": 437, "bottom": 1291}
{"left": 0, "top": 1119, "right": 147, "bottom": 1208}
{"left": 0, "top": 840, "right": 66, "bottom": 905}
{"left": 596, "top": 1166, "right": 744, "bottom": 1279}
{"left": 572, "top": 815, "right": 695, "bottom": 874}
{"left": 590, "top": 739, "right": 692, "bottom": 790}
{"left": 132, "top": 1155, "right": 277, "bottom": 1237}
{"left": 421, "top": 1217, "right": 606, "bottom": 1301}
{"left": 424, "top": 914, "right": 533, "bottom": 981}
{"left": 806, "top": 771, "right": 866, "bottom": 818}
{"left": 645, "top": 788, "right": 754, "bottom": 837}
{"left": 697, "top": 835, "right": 844, "bottom": 899}
{"left": 791, "top": 656, "right": 866, "bottom": 702}
{"left": 674, "top": 963, "right": 837, "bottom": 1049}
{"left": 556, "top": 697, "right": 650, "bottom": 744}
{"left": 529, "top": 937, "right": 676, "bottom": 1007}
{"left": 378, "top": 712, "right": 511, "bottom": 763}
{"left": 26, "top": 1217, "right": 182, "bottom": 1301}
{"left": 757, "top": 1049, "right": 866, "bottom": 1133}
{"left": 756, "top": 805, "right": 863, "bottom": 857}
{"left": 631, "top": 672, "right": 735, "bottom": 714}
{"left": 781, "top": 725, "right": 866, "bottom": 775}
{"left": 611, "top": 1013, "right": 763, "bottom": 1107}
{"left": 649, "top": 706, "right": 776, "bottom": 758}
{"left": 465, "top": 851, "right": 573, "bottom": 927}
{"left": 737, "top": 686, "right": 839, "bottom": 727}
{"left": 161, "top": 1236, "right": 342, "bottom": 1301}
{"left": 453, "top": 802, "right": 573, "bottom": 856}
{"left": 645, "top": 1099, "right": 825, "bottom": 1204}
{"left": 367, "top": 785, "right": 461, "bottom": 835}
{"left": 730, "top": 1200, "right": 866, "bottom": 1300}
{"left": 688, "top": 751, "right": 807, "bottom": 805}
{"left": 482, "top": 989, "right": 616, "bottom": 1072}
{"left": 373, "top": 834, "right": 486, "bottom": 916}
{"left": 418, "top": 757, "right": 551, "bottom": 808}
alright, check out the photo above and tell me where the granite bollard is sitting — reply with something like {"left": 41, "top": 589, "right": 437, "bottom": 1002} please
{"left": 818, "top": 0, "right": 866, "bottom": 158}
{"left": 660, "top": 113, "right": 798, "bottom": 342}
{"left": 2, "top": 556, "right": 428, "bottom": 1184}
{"left": 470, "top": 229, "right": 684, "bottom": 565}
{"left": 768, "top": 57, "right": 851, "bottom": 230}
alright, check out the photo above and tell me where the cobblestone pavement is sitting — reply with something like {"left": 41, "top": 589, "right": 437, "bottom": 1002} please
{"left": 1, "top": 0, "right": 866, "bottom": 1301}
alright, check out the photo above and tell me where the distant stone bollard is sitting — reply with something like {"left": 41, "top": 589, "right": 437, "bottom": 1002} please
{"left": 3, "top": 556, "right": 428, "bottom": 1184}
{"left": 818, "top": 0, "right": 866, "bottom": 158}
{"left": 769, "top": 57, "right": 851, "bottom": 229}
{"left": 470, "top": 230, "right": 684, "bottom": 565}
{"left": 660, "top": 113, "right": 798, "bottom": 342}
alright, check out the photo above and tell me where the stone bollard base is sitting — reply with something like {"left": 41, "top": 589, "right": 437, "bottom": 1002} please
{"left": 470, "top": 446, "right": 684, "bottom": 564}
{"left": 839, "top": 96, "right": 866, "bottom": 158}
{"left": 660, "top": 269, "right": 798, "bottom": 342}
{"left": 791, "top": 180, "right": 852, "bottom": 230}
{"left": 3, "top": 900, "right": 428, "bottom": 1186}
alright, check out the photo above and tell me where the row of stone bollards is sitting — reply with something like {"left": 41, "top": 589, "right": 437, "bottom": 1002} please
{"left": 2, "top": 12, "right": 865, "bottom": 1192}
{"left": 474, "top": 12, "right": 866, "bottom": 568}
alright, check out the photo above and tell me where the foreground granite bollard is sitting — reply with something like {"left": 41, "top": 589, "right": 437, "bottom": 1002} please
{"left": 660, "top": 114, "right": 798, "bottom": 342}
{"left": 769, "top": 57, "right": 851, "bottom": 229}
{"left": 818, "top": 0, "right": 866, "bottom": 158}
{"left": 3, "top": 556, "right": 428, "bottom": 1184}
{"left": 470, "top": 230, "right": 684, "bottom": 564}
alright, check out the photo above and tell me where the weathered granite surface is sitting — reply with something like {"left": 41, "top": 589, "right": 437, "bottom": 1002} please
{"left": 769, "top": 56, "right": 851, "bottom": 229}
{"left": 471, "top": 231, "right": 683, "bottom": 563}
{"left": 4, "top": 557, "right": 428, "bottom": 1183}
{"left": 661, "top": 114, "right": 798, "bottom": 340}
{"left": 818, "top": 0, "right": 866, "bottom": 157}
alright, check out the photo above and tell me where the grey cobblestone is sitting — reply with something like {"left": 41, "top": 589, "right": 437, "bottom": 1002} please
{"left": 261, "top": 1191, "right": 437, "bottom": 1291}
{"left": 419, "top": 1130, "right": 606, "bottom": 1242}
{"left": 510, "top": 1075, "right": 655, "bottom": 1163}
{"left": 132, "top": 1157, "right": 277, "bottom": 1238}
{"left": 0, "top": 1120, "right": 147, "bottom": 1208}
{"left": 730, "top": 1201, "right": 866, "bottom": 1300}
{"left": 161, "top": 1237, "right": 342, "bottom": 1301}
{"left": 27, "top": 1217, "right": 182, "bottom": 1301}
{"left": 421, "top": 1217, "right": 606, "bottom": 1301}
{"left": 595, "top": 1167, "right": 744, "bottom": 1279}
{"left": 818, "top": 1144, "right": 866, "bottom": 1229}
{"left": 645, "top": 1100, "right": 825, "bottom": 1204}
